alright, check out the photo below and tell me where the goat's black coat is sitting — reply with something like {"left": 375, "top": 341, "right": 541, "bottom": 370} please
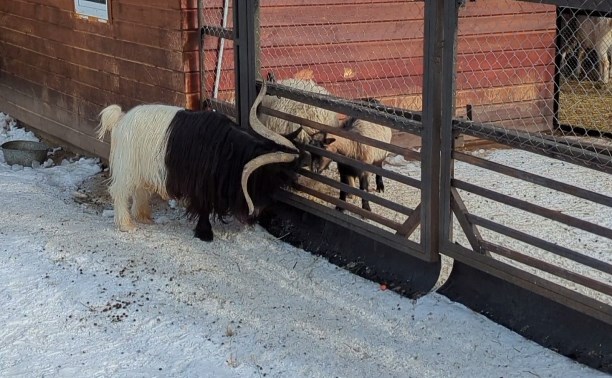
{"left": 164, "top": 109, "right": 302, "bottom": 241}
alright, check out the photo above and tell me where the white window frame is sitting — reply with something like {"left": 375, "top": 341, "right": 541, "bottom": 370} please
{"left": 74, "top": 0, "right": 109, "bottom": 21}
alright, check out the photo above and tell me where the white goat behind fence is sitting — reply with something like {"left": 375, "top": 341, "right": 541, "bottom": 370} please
{"left": 260, "top": 78, "right": 340, "bottom": 144}
{"left": 575, "top": 15, "right": 612, "bottom": 84}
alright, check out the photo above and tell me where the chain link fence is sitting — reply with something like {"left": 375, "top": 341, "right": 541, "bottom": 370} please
{"left": 199, "top": 0, "right": 612, "bottom": 249}
{"left": 450, "top": 0, "right": 612, "bottom": 310}
{"left": 252, "top": 0, "right": 428, "bottom": 245}
{"left": 455, "top": 0, "right": 612, "bottom": 171}
{"left": 201, "top": 1, "right": 612, "bottom": 171}
{"left": 200, "top": 0, "right": 235, "bottom": 105}
{"left": 197, "top": 1, "right": 612, "bottom": 360}
{"left": 258, "top": 0, "right": 424, "bottom": 113}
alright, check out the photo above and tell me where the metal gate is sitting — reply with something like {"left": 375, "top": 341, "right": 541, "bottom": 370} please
{"left": 441, "top": 0, "right": 611, "bottom": 324}
{"left": 198, "top": 0, "right": 612, "bottom": 371}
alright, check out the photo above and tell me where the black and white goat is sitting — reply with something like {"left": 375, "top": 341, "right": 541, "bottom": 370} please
{"left": 311, "top": 109, "right": 392, "bottom": 212}
{"left": 97, "top": 82, "right": 304, "bottom": 241}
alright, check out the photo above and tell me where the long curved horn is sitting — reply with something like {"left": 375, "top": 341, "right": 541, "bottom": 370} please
{"left": 241, "top": 152, "right": 298, "bottom": 215}
{"left": 249, "top": 81, "right": 299, "bottom": 152}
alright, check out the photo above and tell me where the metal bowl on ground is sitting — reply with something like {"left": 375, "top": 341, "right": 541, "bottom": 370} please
{"left": 1, "top": 140, "right": 49, "bottom": 166}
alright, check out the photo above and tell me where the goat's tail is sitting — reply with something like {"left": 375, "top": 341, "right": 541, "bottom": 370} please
{"left": 96, "top": 105, "right": 124, "bottom": 140}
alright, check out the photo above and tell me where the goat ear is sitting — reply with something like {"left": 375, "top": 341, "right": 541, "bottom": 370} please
{"left": 324, "top": 138, "right": 336, "bottom": 145}
{"left": 281, "top": 126, "right": 303, "bottom": 141}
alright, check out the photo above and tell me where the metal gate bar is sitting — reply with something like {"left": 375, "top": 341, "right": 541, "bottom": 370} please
{"left": 443, "top": 242, "right": 612, "bottom": 325}
{"left": 454, "top": 152, "right": 612, "bottom": 206}
{"left": 439, "top": 0, "right": 612, "bottom": 331}
{"left": 455, "top": 120, "right": 612, "bottom": 174}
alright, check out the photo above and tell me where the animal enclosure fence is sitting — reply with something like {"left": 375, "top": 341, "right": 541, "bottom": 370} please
{"left": 446, "top": 0, "right": 611, "bottom": 321}
{"left": 199, "top": 0, "right": 612, "bottom": 370}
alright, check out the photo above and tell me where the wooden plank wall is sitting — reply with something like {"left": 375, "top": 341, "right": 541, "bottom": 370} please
{"left": 0, "top": 0, "right": 200, "bottom": 158}
{"left": 455, "top": 1, "right": 557, "bottom": 132}
{"left": 201, "top": 0, "right": 425, "bottom": 107}
{"left": 203, "top": 0, "right": 556, "bottom": 133}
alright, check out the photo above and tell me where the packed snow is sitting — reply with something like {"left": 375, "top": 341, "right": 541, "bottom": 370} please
{"left": 0, "top": 113, "right": 606, "bottom": 377}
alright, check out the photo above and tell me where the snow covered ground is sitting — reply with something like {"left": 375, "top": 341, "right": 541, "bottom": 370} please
{"left": 0, "top": 113, "right": 606, "bottom": 377}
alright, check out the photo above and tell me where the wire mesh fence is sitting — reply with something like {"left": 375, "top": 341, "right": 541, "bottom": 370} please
{"left": 455, "top": 0, "right": 612, "bottom": 171}
{"left": 447, "top": 0, "right": 612, "bottom": 318}
{"left": 200, "top": 0, "right": 235, "bottom": 105}
{"left": 258, "top": 0, "right": 425, "bottom": 115}
{"left": 199, "top": 0, "right": 612, "bottom": 250}
{"left": 201, "top": 0, "right": 612, "bottom": 170}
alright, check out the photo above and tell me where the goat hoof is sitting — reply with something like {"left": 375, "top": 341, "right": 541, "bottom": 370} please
{"left": 194, "top": 228, "right": 214, "bottom": 242}
{"left": 119, "top": 223, "right": 137, "bottom": 232}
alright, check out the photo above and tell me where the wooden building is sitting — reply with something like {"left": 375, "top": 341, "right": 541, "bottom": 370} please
{"left": 0, "top": 0, "right": 200, "bottom": 158}
{"left": 0, "top": 0, "right": 556, "bottom": 159}
{"left": 455, "top": 2, "right": 556, "bottom": 131}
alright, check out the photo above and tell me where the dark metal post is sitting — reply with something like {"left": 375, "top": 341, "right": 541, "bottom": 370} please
{"left": 440, "top": 1, "right": 461, "bottom": 245}
{"left": 420, "top": 0, "right": 445, "bottom": 260}
{"left": 233, "top": 0, "right": 260, "bottom": 127}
